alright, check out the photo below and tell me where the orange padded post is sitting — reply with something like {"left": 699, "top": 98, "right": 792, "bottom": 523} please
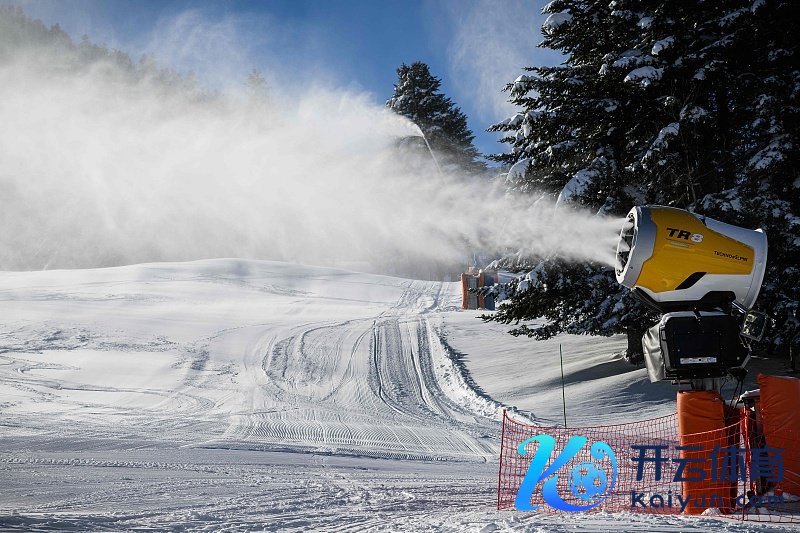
{"left": 460, "top": 273, "right": 469, "bottom": 309}
{"left": 478, "top": 272, "right": 485, "bottom": 309}
{"left": 677, "top": 390, "right": 735, "bottom": 514}
{"left": 758, "top": 374, "right": 800, "bottom": 497}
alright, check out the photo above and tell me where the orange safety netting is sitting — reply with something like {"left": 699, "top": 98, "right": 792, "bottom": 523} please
{"left": 497, "top": 409, "right": 800, "bottom": 523}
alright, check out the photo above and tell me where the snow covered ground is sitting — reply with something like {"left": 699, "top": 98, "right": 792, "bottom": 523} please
{"left": 437, "top": 312, "right": 676, "bottom": 426}
{"left": 0, "top": 260, "right": 794, "bottom": 531}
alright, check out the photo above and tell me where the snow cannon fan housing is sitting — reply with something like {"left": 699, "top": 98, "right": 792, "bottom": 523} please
{"left": 615, "top": 206, "right": 767, "bottom": 313}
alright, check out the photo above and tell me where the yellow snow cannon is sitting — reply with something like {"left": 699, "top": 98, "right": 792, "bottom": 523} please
{"left": 615, "top": 205, "right": 767, "bottom": 313}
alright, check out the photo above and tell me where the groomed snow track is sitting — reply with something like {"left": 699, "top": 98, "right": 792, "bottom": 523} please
{"left": 218, "top": 315, "right": 500, "bottom": 461}
{"left": 0, "top": 261, "right": 500, "bottom": 463}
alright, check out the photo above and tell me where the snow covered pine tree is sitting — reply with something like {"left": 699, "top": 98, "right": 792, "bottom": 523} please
{"left": 485, "top": 0, "right": 657, "bottom": 363}
{"left": 485, "top": 0, "right": 799, "bottom": 363}
{"left": 698, "top": 0, "right": 800, "bottom": 357}
{"left": 387, "top": 61, "right": 485, "bottom": 174}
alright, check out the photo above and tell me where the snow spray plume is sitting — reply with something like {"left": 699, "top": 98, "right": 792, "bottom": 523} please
{"left": 0, "top": 23, "right": 618, "bottom": 276}
{"left": 445, "top": 0, "right": 563, "bottom": 123}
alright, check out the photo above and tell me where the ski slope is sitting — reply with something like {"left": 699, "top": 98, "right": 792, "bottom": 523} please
{"left": 0, "top": 260, "right": 791, "bottom": 531}
{"left": 0, "top": 260, "right": 498, "bottom": 460}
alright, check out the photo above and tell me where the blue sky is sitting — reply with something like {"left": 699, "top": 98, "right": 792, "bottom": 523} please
{"left": 6, "top": 0, "right": 562, "bottom": 158}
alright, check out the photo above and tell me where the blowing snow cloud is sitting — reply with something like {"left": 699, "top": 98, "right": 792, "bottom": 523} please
{"left": 0, "top": 8, "right": 619, "bottom": 276}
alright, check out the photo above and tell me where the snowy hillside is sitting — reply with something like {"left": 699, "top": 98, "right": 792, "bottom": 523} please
{"left": 438, "top": 313, "right": 677, "bottom": 425}
{"left": 0, "top": 260, "right": 499, "bottom": 460}
{"left": 0, "top": 260, "right": 789, "bottom": 531}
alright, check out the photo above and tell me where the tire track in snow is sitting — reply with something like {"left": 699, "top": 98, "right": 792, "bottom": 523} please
{"left": 214, "top": 278, "right": 499, "bottom": 461}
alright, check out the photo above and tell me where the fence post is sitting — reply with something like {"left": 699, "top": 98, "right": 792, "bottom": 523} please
{"left": 497, "top": 409, "right": 507, "bottom": 510}
{"left": 560, "top": 344, "right": 567, "bottom": 427}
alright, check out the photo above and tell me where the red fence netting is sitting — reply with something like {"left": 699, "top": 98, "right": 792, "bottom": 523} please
{"left": 497, "top": 409, "right": 800, "bottom": 523}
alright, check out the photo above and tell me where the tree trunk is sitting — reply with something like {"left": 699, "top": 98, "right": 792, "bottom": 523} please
{"left": 625, "top": 327, "right": 645, "bottom": 365}
{"left": 789, "top": 330, "right": 800, "bottom": 374}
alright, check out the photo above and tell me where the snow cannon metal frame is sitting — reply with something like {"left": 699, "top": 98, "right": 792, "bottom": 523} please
{"left": 615, "top": 205, "right": 767, "bottom": 313}
{"left": 615, "top": 205, "right": 768, "bottom": 386}
{"left": 641, "top": 311, "right": 749, "bottom": 382}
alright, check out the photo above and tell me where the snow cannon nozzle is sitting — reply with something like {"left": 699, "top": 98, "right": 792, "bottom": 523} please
{"left": 614, "top": 205, "right": 767, "bottom": 313}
